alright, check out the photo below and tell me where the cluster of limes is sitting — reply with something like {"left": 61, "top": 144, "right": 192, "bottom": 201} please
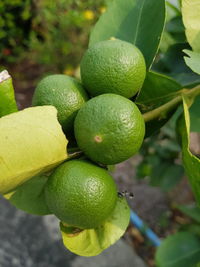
{"left": 32, "top": 39, "right": 146, "bottom": 230}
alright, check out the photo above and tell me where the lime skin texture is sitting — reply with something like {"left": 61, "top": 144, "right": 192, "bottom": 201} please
{"left": 80, "top": 39, "right": 146, "bottom": 98}
{"left": 44, "top": 160, "right": 118, "bottom": 229}
{"left": 74, "top": 94, "right": 145, "bottom": 165}
{"left": 32, "top": 74, "right": 88, "bottom": 135}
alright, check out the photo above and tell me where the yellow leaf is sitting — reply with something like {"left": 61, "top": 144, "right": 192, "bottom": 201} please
{"left": 0, "top": 106, "right": 68, "bottom": 194}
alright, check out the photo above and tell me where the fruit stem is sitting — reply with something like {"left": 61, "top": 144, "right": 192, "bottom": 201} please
{"left": 143, "top": 85, "right": 200, "bottom": 122}
{"left": 68, "top": 150, "right": 83, "bottom": 160}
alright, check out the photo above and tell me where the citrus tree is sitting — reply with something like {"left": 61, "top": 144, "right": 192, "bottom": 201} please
{"left": 0, "top": 0, "right": 200, "bottom": 265}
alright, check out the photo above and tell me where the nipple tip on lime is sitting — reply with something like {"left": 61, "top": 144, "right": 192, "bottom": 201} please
{"left": 94, "top": 135, "right": 102, "bottom": 143}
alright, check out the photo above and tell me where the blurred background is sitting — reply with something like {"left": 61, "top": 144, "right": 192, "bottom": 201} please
{"left": 0, "top": 0, "right": 200, "bottom": 266}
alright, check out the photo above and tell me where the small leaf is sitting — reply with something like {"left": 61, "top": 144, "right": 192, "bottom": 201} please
{"left": 182, "top": 0, "right": 200, "bottom": 53}
{"left": 60, "top": 196, "right": 130, "bottom": 257}
{"left": 150, "top": 163, "right": 183, "bottom": 192}
{"left": 9, "top": 175, "right": 51, "bottom": 216}
{"left": 0, "top": 70, "right": 18, "bottom": 117}
{"left": 177, "top": 205, "right": 200, "bottom": 223}
{"left": 136, "top": 71, "right": 182, "bottom": 136}
{"left": 89, "top": 0, "right": 166, "bottom": 68}
{"left": 183, "top": 50, "right": 200, "bottom": 75}
{"left": 177, "top": 95, "right": 200, "bottom": 204}
{"left": 156, "top": 232, "right": 200, "bottom": 267}
{"left": 0, "top": 106, "right": 68, "bottom": 194}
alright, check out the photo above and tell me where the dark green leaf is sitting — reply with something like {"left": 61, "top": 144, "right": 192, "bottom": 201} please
{"left": 9, "top": 175, "right": 51, "bottom": 215}
{"left": 177, "top": 96, "right": 200, "bottom": 204}
{"left": 156, "top": 232, "right": 200, "bottom": 267}
{"left": 190, "top": 95, "right": 200, "bottom": 132}
{"left": 0, "top": 70, "right": 18, "bottom": 117}
{"left": 171, "top": 73, "right": 200, "bottom": 88}
{"left": 137, "top": 72, "right": 182, "bottom": 110}
{"left": 136, "top": 71, "right": 182, "bottom": 136}
{"left": 153, "top": 43, "right": 191, "bottom": 75}
{"left": 89, "top": 0, "right": 166, "bottom": 68}
{"left": 166, "top": 16, "right": 186, "bottom": 42}
{"left": 177, "top": 205, "right": 200, "bottom": 223}
{"left": 150, "top": 163, "right": 183, "bottom": 192}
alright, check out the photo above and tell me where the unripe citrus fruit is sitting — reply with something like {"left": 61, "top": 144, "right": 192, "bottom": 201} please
{"left": 32, "top": 74, "right": 88, "bottom": 135}
{"left": 80, "top": 39, "right": 146, "bottom": 98}
{"left": 44, "top": 160, "right": 118, "bottom": 229}
{"left": 74, "top": 94, "right": 145, "bottom": 165}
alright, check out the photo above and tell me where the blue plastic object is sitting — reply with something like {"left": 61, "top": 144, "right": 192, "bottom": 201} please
{"left": 130, "top": 210, "right": 161, "bottom": 247}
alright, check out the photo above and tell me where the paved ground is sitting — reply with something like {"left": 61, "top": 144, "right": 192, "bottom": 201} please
{"left": 0, "top": 196, "right": 147, "bottom": 267}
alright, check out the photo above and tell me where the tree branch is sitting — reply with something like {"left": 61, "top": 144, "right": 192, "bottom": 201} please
{"left": 143, "top": 85, "right": 200, "bottom": 122}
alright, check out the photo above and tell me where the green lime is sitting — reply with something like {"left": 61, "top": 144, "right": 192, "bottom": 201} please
{"left": 80, "top": 39, "right": 146, "bottom": 98}
{"left": 32, "top": 74, "right": 88, "bottom": 135}
{"left": 44, "top": 160, "right": 118, "bottom": 229}
{"left": 74, "top": 94, "right": 145, "bottom": 165}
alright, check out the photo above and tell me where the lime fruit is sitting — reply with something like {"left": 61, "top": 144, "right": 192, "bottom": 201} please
{"left": 80, "top": 39, "right": 146, "bottom": 98}
{"left": 74, "top": 94, "right": 145, "bottom": 165}
{"left": 44, "top": 160, "right": 118, "bottom": 229}
{"left": 32, "top": 74, "right": 88, "bottom": 135}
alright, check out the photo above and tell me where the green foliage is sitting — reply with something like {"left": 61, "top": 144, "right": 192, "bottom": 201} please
{"left": 9, "top": 175, "right": 51, "bottom": 215}
{"left": 0, "top": 0, "right": 32, "bottom": 62}
{"left": 28, "top": 0, "right": 107, "bottom": 71}
{"left": 0, "top": 0, "right": 107, "bottom": 68}
{"left": 136, "top": 117, "right": 184, "bottom": 192}
{"left": 177, "top": 95, "right": 200, "bottom": 204}
{"left": 0, "top": 0, "right": 200, "bottom": 261}
{"left": 61, "top": 196, "right": 130, "bottom": 257}
{"left": 156, "top": 232, "right": 200, "bottom": 267}
{"left": 136, "top": 71, "right": 182, "bottom": 136}
{"left": 177, "top": 205, "right": 200, "bottom": 224}
{"left": 152, "top": 0, "right": 200, "bottom": 87}
{"left": 182, "top": 0, "right": 200, "bottom": 53}
{"left": 89, "top": 0, "right": 165, "bottom": 69}
{"left": 183, "top": 50, "right": 200, "bottom": 75}
{"left": 0, "top": 71, "right": 18, "bottom": 117}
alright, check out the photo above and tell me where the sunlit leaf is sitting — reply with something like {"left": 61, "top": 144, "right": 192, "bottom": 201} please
{"left": 183, "top": 50, "right": 200, "bottom": 75}
{"left": 61, "top": 196, "right": 130, "bottom": 257}
{"left": 0, "top": 106, "right": 68, "bottom": 194}
{"left": 0, "top": 70, "right": 18, "bottom": 117}
{"left": 182, "top": 0, "right": 200, "bottom": 53}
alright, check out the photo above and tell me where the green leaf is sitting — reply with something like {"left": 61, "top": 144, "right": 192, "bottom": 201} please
{"left": 183, "top": 50, "right": 200, "bottom": 75}
{"left": 177, "top": 205, "right": 200, "bottom": 223}
{"left": 60, "top": 196, "right": 130, "bottom": 257}
{"left": 178, "top": 95, "right": 200, "bottom": 204}
{"left": 182, "top": 0, "right": 200, "bottom": 53}
{"left": 166, "top": 16, "right": 186, "bottom": 42}
{"left": 190, "top": 95, "right": 200, "bottom": 132}
{"left": 0, "top": 106, "right": 68, "bottom": 194}
{"left": 150, "top": 163, "right": 183, "bottom": 192}
{"left": 89, "top": 0, "right": 166, "bottom": 68}
{"left": 136, "top": 71, "right": 182, "bottom": 136}
{"left": 9, "top": 175, "right": 51, "bottom": 215}
{"left": 0, "top": 70, "right": 18, "bottom": 117}
{"left": 156, "top": 232, "right": 200, "bottom": 267}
